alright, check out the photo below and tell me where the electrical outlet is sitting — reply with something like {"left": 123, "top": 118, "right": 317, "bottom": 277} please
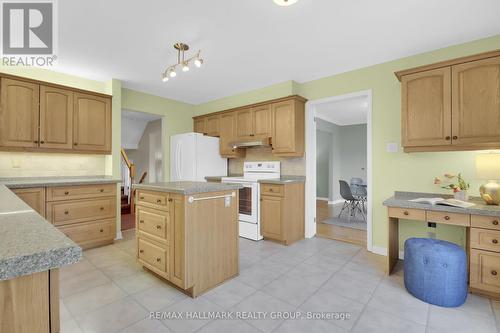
{"left": 386, "top": 142, "right": 399, "bottom": 153}
{"left": 11, "top": 158, "right": 21, "bottom": 168}
{"left": 224, "top": 196, "right": 231, "bottom": 207}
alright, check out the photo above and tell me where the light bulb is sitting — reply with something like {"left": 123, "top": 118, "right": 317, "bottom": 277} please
{"left": 194, "top": 58, "right": 203, "bottom": 68}
{"left": 169, "top": 68, "right": 177, "bottom": 78}
{"left": 182, "top": 62, "right": 190, "bottom": 72}
{"left": 162, "top": 74, "right": 169, "bottom": 82}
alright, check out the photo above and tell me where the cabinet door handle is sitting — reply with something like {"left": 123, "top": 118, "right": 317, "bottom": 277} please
{"left": 33, "top": 140, "right": 39, "bottom": 144}
{"left": 493, "top": 239, "right": 498, "bottom": 244}
{"left": 99, "top": 229, "right": 104, "bottom": 233}
{"left": 493, "top": 220, "right": 499, "bottom": 226}
{"left": 139, "top": 220, "right": 144, "bottom": 224}
{"left": 492, "top": 270, "right": 498, "bottom": 276}
{"left": 100, "top": 189, "right": 104, "bottom": 193}
{"left": 140, "top": 196, "right": 144, "bottom": 200}
{"left": 156, "top": 199, "right": 162, "bottom": 203}
{"left": 269, "top": 188, "right": 274, "bottom": 192}
{"left": 452, "top": 136, "right": 458, "bottom": 140}
{"left": 444, "top": 216, "right": 450, "bottom": 221}
{"left": 403, "top": 211, "right": 409, "bottom": 216}
{"left": 74, "top": 142, "right": 78, "bottom": 146}
{"left": 156, "top": 225, "right": 161, "bottom": 229}
{"left": 156, "top": 257, "right": 161, "bottom": 262}
{"left": 64, "top": 191, "right": 69, "bottom": 195}
{"left": 64, "top": 210, "right": 69, "bottom": 215}
{"left": 250, "top": 134, "right": 255, "bottom": 137}
{"left": 168, "top": 198, "right": 173, "bottom": 202}
{"left": 445, "top": 136, "right": 451, "bottom": 140}
{"left": 40, "top": 140, "right": 45, "bottom": 144}
{"left": 139, "top": 249, "right": 144, "bottom": 253}
{"left": 100, "top": 207, "right": 104, "bottom": 210}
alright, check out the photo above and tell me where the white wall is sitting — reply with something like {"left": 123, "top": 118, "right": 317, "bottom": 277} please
{"left": 121, "top": 117, "right": 149, "bottom": 150}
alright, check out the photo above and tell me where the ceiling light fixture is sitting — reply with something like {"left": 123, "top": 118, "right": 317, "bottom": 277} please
{"left": 162, "top": 43, "right": 203, "bottom": 82}
{"left": 273, "top": 0, "right": 298, "bottom": 6}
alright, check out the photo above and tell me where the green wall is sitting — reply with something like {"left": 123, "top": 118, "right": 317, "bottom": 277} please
{"left": 121, "top": 88, "right": 194, "bottom": 181}
{"left": 194, "top": 34, "right": 500, "bottom": 250}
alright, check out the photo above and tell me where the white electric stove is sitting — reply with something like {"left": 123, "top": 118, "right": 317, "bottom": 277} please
{"left": 222, "top": 161, "right": 281, "bottom": 241}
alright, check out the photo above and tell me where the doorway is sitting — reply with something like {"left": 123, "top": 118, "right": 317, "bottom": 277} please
{"left": 305, "top": 90, "right": 373, "bottom": 250}
{"left": 120, "top": 109, "right": 164, "bottom": 231}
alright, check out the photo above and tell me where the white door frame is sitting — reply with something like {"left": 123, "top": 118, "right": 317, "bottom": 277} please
{"left": 304, "top": 89, "right": 373, "bottom": 252}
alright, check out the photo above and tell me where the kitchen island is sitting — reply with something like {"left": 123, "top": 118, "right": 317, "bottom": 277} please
{"left": 0, "top": 184, "right": 81, "bottom": 333}
{"left": 132, "top": 181, "right": 242, "bottom": 297}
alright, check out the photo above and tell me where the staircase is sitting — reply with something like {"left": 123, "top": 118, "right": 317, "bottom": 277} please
{"left": 121, "top": 186, "right": 131, "bottom": 214}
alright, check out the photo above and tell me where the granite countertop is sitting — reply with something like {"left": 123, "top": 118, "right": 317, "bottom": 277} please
{"left": 133, "top": 181, "right": 243, "bottom": 195}
{"left": 0, "top": 185, "right": 82, "bottom": 280}
{"left": 0, "top": 175, "right": 121, "bottom": 189}
{"left": 205, "top": 175, "right": 306, "bottom": 184}
{"left": 383, "top": 191, "right": 500, "bottom": 217}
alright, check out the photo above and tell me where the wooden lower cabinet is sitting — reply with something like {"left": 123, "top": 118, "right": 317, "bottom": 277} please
{"left": 11, "top": 187, "right": 46, "bottom": 217}
{"left": 470, "top": 249, "right": 500, "bottom": 297}
{"left": 0, "top": 269, "right": 59, "bottom": 333}
{"left": 260, "top": 182, "right": 304, "bottom": 245}
{"left": 135, "top": 189, "right": 239, "bottom": 297}
{"left": 12, "top": 184, "right": 117, "bottom": 250}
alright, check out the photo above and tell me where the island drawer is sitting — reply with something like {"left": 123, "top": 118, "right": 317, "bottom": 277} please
{"left": 46, "top": 197, "right": 116, "bottom": 226}
{"left": 470, "top": 249, "right": 500, "bottom": 294}
{"left": 426, "top": 211, "right": 470, "bottom": 227}
{"left": 58, "top": 219, "right": 115, "bottom": 248}
{"left": 261, "top": 184, "right": 284, "bottom": 197}
{"left": 388, "top": 207, "right": 425, "bottom": 220}
{"left": 137, "top": 206, "right": 171, "bottom": 244}
{"left": 138, "top": 238, "right": 169, "bottom": 274}
{"left": 471, "top": 228, "right": 500, "bottom": 252}
{"left": 471, "top": 215, "right": 500, "bottom": 231}
{"left": 136, "top": 190, "right": 170, "bottom": 211}
{"left": 47, "top": 184, "right": 116, "bottom": 201}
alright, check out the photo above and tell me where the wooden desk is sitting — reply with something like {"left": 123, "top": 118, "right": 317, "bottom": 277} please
{"left": 385, "top": 193, "right": 500, "bottom": 299}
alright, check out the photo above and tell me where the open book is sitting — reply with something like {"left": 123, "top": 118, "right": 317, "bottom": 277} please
{"left": 409, "top": 197, "right": 475, "bottom": 208}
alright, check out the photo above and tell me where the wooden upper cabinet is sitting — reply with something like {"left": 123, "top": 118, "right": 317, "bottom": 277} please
{"left": 194, "top": 118, "right": 206, "bottom": 134}
{"left": 252, "top": 105, "right": 271, "bottom": 138}
{"left": 236, "top": 108, "right": 253, "bottom": 139}
{"left": 0, "top": 78, "right": 39, "bottom": 148}
{"left": 271, "top": 99, "right": 304, "bottom": 156}
{"left": 219, "top": 112, "right": 244, "bottom": 158}
{"left": 401, "top": 68, "right": 452, "bottom": 147}
{"left": 206, "top": 115, "right": 220, "bottom": 137}
{"left": 452, "top": 56, "right": 500, "bottom": 145}
{"left": 73, "top": 93, "right": 111, "bottom": 153}
{"left": 40, "top": 86, "right": 73, "bottom": 149}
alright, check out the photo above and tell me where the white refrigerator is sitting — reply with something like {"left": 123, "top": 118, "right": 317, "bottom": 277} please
{"left": 170, "top": 132, "right": 227, "bottom": 181}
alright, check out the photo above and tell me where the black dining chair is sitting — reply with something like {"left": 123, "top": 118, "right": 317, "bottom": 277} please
{"left": 339, "top": 180, "right": 365, "bottom": 221}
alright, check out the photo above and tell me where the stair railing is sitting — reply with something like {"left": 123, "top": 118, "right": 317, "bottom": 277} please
{"left": 121, "top": 148, "right": 136, "bottom": 213}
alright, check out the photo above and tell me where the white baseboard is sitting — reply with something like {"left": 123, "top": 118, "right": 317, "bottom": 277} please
{"left": 115, "top": 230, "right": 123, "bottom": 241}
{"left": 317, "top": 197, "right": 329, "bottom": 201}
{"left": 370, "top": 246, "right": 404, "bottom": 260}
{"left": 317, "top": 197, "right": 345, "bottom": 205}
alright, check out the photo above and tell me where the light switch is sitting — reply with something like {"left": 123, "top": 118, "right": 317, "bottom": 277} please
{"left": 386, "top": 142, "right": 399, "bottom": 153}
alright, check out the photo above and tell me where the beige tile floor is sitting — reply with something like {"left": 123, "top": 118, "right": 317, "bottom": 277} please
{"left": 59, "top": 229, "right": 500, "bottom": 333}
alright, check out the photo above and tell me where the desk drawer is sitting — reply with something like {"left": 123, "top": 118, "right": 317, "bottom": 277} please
{"left": 426, "top": 211, "right": 470, "bottom": 227}
{"left": 471, "top": 228, "right": 500, "bottom": 252}
{"left": 471, "top": 215, "right": 500, "bottom": 231}
{"left": 59, "top": 219, "right": 115, "bottom": 247}
{"left": 137, "top": 206, "right": 171, "bottom": 244}
{"left": 47, "top": 184, "right": 116, "bottom": 201}
{"left": 138, "top": 238, "right": 168, "bottom": 274}
{"left": 261, "top": 184, "right": 284, "bottom": 197}
{"left": 136, "top": 190, "right": 170, "bottom": 211}
{"left": 388, "top": 207, "right": 425, "bottom": 220}
{"left": 46, "top": 197, "right": 116, "bottom": 226}
{"left": 470, "top": 249, "right": 500, "bottom": 294}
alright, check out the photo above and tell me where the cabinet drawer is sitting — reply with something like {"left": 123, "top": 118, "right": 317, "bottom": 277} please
{"left": 261, "top": 184, "right": 283, "bottom": 197}
{"left": 136, "top": 190, "right": 170, "bottom": 210}
{"left": 388, "top": 207, "right": 425, "bottom": 220}
{"left": 471, "top": 228, "right": 500, "bottom": 252}
{"left": 137, "top": 207, "right": 171, "bottom": 244}
{"left": 46, "top": 197, "right": 116, "bottom": 226}
{"left": 47, "top": 184, "right": 116, "bottom": 201}
{"left": 138, "top": 238, "right": 168, "bottom": 273}
{"left": 426, "top": 211, "right": 470, "bottom": 226}
{"left": 58, "top": 219, "right": 115, "bottom": 247}
{"left": 471, "top": 215, "right": 500, "bottom": 231}
{"left": 470, "top": 249, "right": 500, "bottom": 294}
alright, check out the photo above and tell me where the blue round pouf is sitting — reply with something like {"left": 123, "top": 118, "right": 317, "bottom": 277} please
{"left": 404, "top": 238, "right": 467, "bottom": 307}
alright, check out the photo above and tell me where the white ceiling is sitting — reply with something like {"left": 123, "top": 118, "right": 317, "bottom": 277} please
{"left": 55, "top": 0, "right": 500, "bottom": 104}
{"left": 122, "top": 109, "right": 161, "bottom": 122}
{"left": 316, "top": 96, "right": 368, "bottom": 126}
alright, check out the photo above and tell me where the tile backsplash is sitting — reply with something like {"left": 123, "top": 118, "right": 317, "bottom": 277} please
{"left": 228, "top": 147, "right": 305, "bottom": 175}
{"left": 0, "top": 152, "right": 107, "bottom": 177}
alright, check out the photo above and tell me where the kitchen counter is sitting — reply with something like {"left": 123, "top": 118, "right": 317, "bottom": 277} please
{"left": 205, "top": 175, "right": 306, "bottom": 184}
{"left": 0, "top": 184, "right": 81, "bottom": 280}
{"left": 132, "top": 181, "right": 243, "bottom": 195}
{"left": 0, "top": 175, "right": 121, "bottom": 189}
{"left": 383, "top": 191, "right": 500, "bottom": 217}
